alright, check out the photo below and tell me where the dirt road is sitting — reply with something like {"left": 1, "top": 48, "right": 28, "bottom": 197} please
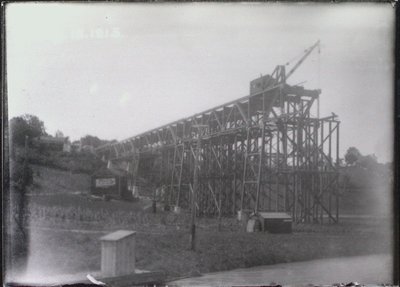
{"left": 170, "top": 254, "right": 392, "bottom": 286}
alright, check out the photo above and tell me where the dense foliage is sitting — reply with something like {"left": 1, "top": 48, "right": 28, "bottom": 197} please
{"left": 80, "top": 134, "right": 116, "bottom": 148}
{"left": 9, "top": 114, "right": 47, "bottom": 146}
{"left": 344, "top": 147, "right": 362, "bottom": 166}
{"left": 8, "top": 114, "right": 114, "bottom": 174}
{"left": 10, "top": 159, "right": 33, "bottom": 192}
{"left": 341, "top": 147, "right": 391, "bottom": 190}
{"left": 26, "top": 148, "right": 104, "bottom": 174}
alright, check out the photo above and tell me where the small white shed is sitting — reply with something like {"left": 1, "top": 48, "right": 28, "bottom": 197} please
{"left": 100, "top": 230, "right": 136, "bottom": 277}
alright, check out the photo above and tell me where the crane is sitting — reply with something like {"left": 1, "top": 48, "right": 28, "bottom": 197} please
{"left": 260, "top": 40, "right": 321, "bottom": 90}
{"left": 285, "top": 40, "right": 320, "bottom": 82}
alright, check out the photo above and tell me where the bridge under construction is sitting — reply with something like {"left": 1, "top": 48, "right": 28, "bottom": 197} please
{"left": 96, "top": 41, "right": 340, "bottom": 224}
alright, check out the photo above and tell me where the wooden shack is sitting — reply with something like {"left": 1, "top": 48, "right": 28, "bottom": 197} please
{"left": 258, "top": 212, "right": 292, "bottom": 233}
{"left": 91, "top": 166, "right": 131, "bottom": 200}
{"left": 100, "top": 230, "right": 136, "bottom": 277}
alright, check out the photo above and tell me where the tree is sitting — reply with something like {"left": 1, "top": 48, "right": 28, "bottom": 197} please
{"left": 55, "top": 130, "right": 64, "bottom": 138}
{"left": 359, "top": 154, "right": 378, "bottom": 171}
{"left": 11, "top": 159, "right": 33, "bottom": 191}
{"left": 9, "top": 114, "right": 46, "bottom": 146}
{"left": 80, "top": 135, "right": 102, "bottom": 148}
{"left": 8, "top": 142, "right": 33, "bottom": 276}
{"left": 344, "top": 147, "right": 362, "bottom": 166}
{"left": 80, "top": 135, "right": 116, "bottom": 148}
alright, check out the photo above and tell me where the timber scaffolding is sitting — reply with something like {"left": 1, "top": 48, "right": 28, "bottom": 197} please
{"left": 96, "top": 49, "right": 340, "bottom": 224}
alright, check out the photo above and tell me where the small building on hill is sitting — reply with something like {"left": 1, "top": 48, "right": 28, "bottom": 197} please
{"left": 91, "top": 166, "right": 133, "bottom": 200}
{"left": 81, "top": 144, "right": 96, "bottom": 154}
{"left": 34, "top": 135, "right": 71, "bottom": 152}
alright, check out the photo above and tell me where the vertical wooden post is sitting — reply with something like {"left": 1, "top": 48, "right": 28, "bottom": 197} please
{"left": 232, "top": 139, "right": 237, "bottom": 216}
{"left": 191, "top": 125, "right": 206, "bottom": 251}
{"left": 152, "top": 186, "right": 157, "bottom": 214}
{"left": 13, "top": 135, "right": 30, "bottom": 276}
{"left": 336, "top": 123, "right": 340, "bottom": 223}
{"left": 190, "top": 152, "right": 198, "bottom": 250}
{"left": 22, "top": 135, "right": 29, "bottom": 233}
{"left": 255, "top": 122, "right": 265, "bottom": 213}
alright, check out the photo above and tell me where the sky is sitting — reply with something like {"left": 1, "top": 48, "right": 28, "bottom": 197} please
{"left": 6, "top": 3, "right": 395, "bottom": 162}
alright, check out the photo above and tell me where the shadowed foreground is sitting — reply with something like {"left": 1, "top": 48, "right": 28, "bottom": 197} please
{"left": 170, "top": 254, "right": 392, "bottom": 286}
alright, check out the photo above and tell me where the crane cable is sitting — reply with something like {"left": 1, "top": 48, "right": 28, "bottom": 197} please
{"left": 288, "top": 41, "right": 322, "bottom": 88}
{"left": 285, "top": 42, "right": 320, "bottom": 67}
{"left": 317, "top": 42, "right": 321, "bottom": 118}
{"left": 318, "top": 41, "right": 321, "bottom": 89}
{"left": 286, "top": 41, "right": 322, "bottom": 117}
{"left": 285, "top": 49, "right": 307, "bottom": 66}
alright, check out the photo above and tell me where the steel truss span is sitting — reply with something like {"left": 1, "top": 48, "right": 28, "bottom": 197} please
{"left": 96, "top": 65, "right": 340, "bottom": 224}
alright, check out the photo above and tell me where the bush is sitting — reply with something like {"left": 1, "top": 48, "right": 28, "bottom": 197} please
{"left": 10, "top": 158, "right": 33, "bottom": 192}
{"left": 27, "top": 147, "right": 103, "bottom": 174}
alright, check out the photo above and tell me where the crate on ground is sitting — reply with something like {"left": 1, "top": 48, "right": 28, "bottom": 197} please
{"left": 258, "top": 212, "right": 292, "bottom": 233}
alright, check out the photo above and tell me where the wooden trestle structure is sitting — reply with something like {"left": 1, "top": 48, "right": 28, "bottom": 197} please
{"left": 96, "top": 45, "right": 340, "bottom": 224}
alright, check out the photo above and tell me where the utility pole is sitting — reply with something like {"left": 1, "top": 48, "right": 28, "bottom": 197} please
{"left": 17, "top": 135, "right": 30, "bottom": 274}
{"left": 190, "top": 125, "right": 207, "bottom": 251}
{"left": 21, "top": 135, "right": 29, "bottom": 238}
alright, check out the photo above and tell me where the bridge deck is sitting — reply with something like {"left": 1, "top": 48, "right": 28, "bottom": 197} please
{"left": 96, "top": 81, "right": 321, "bottom": 160}
{"left": 95, "top": 71, "right": 340, "bottom": 223}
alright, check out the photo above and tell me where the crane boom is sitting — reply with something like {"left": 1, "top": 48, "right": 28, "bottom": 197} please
{"left": 285, "top": 40, "right": 320, "bottom": 81}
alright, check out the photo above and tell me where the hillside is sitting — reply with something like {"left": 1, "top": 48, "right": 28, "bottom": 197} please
{"left": 339, "top": 165, "right": 393, "bottom": 216}
{"left": 19, "top": 164, "right": 393, "bottom": 280}
{"left": 22, "top": 147, "right": 104, "bottom": 174}
{"left": 27, "top": 165, "right": 152, "bottom": 218}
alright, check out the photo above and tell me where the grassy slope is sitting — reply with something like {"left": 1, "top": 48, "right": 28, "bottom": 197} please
{"left": 24, "top": 165, "right": 393, "bottom": 280}
{"left": 27, "top": 218, "right": 391, "bottom": 279}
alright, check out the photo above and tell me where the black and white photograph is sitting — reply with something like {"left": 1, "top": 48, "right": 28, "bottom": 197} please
{"left": 3, "top": 2, "right": 397, "bottom": 286}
